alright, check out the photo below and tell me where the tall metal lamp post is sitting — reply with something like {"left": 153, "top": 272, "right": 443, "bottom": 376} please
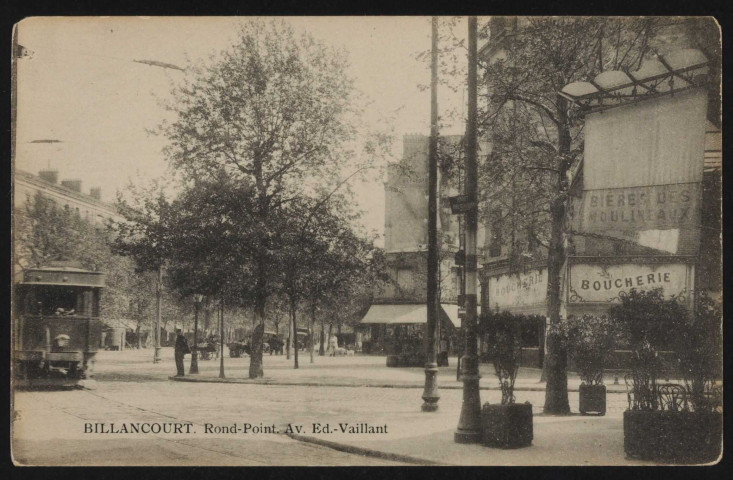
{"left": 455, "top": 16, "right": 482, "bottom": 444}
{"left": 190, "top": 294, "right": 203, "bottom": 374}
{"left": 153, "top": 266, "right": 163, "bottom": 364}
{"left": 422, "top": 15, "right": 441, "bottom": 412}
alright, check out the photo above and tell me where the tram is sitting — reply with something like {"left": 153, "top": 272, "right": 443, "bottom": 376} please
{"left": 13, "top": 263, "right": 105, "bottom": 387}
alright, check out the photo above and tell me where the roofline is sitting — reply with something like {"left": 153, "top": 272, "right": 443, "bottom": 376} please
{"left": 14, "top": 169, "right": 120, "bottom": 213}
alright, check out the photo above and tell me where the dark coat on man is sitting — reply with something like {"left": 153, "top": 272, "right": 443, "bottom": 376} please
{"left": 174, "top": 333, "right": 190, "bottom": 376}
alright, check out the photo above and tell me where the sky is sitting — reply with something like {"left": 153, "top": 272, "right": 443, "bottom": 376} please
{"left": 15, "top": 16, "right": 469, "bottom": 244}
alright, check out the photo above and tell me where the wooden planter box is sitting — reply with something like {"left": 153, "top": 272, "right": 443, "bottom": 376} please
{"left": 387, "top": 353, "right": 428, "bottom": 368}
{"left": 386, "top": 355, "right": 400, "bottom": 367}
{"left": 624, "top": 410, "right": 722, "bottom": 464}
{"left": 481, "top": 402, "right": 533, "bottom": 449}
{"left": 579, "top": 384, "right": 606, "bottom": 415}
{"left": 399, "top": 353, "right": 426, "bottom": 367}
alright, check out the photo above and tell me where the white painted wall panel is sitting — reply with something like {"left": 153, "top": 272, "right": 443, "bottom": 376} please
{"left": 584, "top": 89, "right": 707, "bottom": 189}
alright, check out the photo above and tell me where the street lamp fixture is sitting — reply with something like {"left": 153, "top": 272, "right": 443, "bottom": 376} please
{"left": 190, "top": 294, "right": 204, "bottom": 374}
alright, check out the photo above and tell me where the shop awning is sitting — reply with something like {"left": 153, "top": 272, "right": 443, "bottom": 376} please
{"left": 441, "top": 304, "right": 481, "bottom": 329}
{"left": 360, "top": 304, "right": 468, "bottom": 328}
{"left": 558, "top": 49, "right": 710, "bottom": 112}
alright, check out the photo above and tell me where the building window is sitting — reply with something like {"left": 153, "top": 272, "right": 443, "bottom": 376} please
{"left": 396, "top": 268, "right": 413, "bottom": 291}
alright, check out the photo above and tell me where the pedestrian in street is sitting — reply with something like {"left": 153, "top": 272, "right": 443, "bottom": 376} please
{"left": 174, "top": 329, "right": 191, "bottom": 377}
{"left": 329, "top": 334, "right": 339, "bottom": 357}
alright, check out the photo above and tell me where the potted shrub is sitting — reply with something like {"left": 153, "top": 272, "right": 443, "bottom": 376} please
{"left": 669, "top": 292, "right": 723, "bottom": 463}
{"left": 611, "top": 288, "right": 722, "bottom": 464}
{"left": 481, "top": 311, "right": 532, "bottom": 448}
{"left": 566, "top": 314, "right": 619, "bottom": 415}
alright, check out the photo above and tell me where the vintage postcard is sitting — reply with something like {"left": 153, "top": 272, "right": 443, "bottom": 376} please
{"left": 10, "top": 16, "right": 722, "bottom": 466}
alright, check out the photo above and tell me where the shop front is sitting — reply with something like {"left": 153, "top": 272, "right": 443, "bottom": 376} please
{"left": 359, "top": 303, "right": 461, "bottom": 365}
{"left": 483, "top": 264, "right": 548, "bottom": 368}
{"left": 563, "top": 256, "right": 696, "bottom": 370}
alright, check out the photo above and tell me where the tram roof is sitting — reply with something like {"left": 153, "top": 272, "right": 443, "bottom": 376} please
{"left": 16, "top": 266, "right": 106, "bottom": 288}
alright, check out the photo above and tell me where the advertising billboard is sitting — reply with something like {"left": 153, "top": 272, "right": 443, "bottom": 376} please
{"left": 572, "top": 88, "right": 707, "bottom": 255}
{"left": 569, "top": 182, "right": 701, "bottom": 254}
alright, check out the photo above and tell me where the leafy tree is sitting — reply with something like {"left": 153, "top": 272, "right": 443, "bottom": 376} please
{"left": 110, "top": 181, "right": 190, "bottom": 350}
{"left": 273, "top": 191, "right": 382, "bottom": 367}
{"left": 165, "top": 173, "right": 258, "bottom": 303}
{"left": 111, "top": 181, "right": 175, "bottom": 273}
{"left": 158, "top": 19, "right": 376, "bottom": 378}
{"left": 15, "top": 192, "right": 109, "bottom": 270}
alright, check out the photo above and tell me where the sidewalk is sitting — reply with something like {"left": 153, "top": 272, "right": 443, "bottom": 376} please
{"left": 285, "top": 413, "right": 648, "bottom": 466}
{"left": 168, "top": 354, "right": 648, "bottom": 466}
{"left": 167, "top": 352, "right": 636, "bottom": 393}
{"left": 96, "top": 349, "right": 664, "bottom": 465}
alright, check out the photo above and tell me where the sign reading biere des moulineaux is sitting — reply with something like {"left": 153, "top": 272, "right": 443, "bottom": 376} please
{"left": 567, "top": 182, "right": 701, "bottom": 255}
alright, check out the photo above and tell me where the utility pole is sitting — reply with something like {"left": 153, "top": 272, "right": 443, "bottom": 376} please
{"left": 422, "top": 16, "right": 441, "bottom": 413}
{"left": 190, "top": 294, "right": 202, "bottom": 374}
{"left": 153, "top": 266, "right": 163, "bottom": 364}
{"left": 11, "top": 25, "right": 18, "bottom": 172}
{"left": 455, "top": 16, "right": 482, "bottom": 444}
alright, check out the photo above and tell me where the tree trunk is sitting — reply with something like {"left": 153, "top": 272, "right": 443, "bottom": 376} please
{"left": 249, "top": 171, "right": 269, "bottom": 378}
{"left": 319, "top": 317, "right": 325, "bottom": 356}
{"left": 204, "top": 297, "right": 209, "bottom": 334}
{"left": 328, "top": 323, "right": 333, "bottom": 352}
{"left": 286, "top": 310, "right": 292, "bottom": 360}
{"left": 291, "top": 298, "right": 299, "bottom": 369}
{"left": 309, "top": 304, "right": 315, "bottom": 364}
{"left": 249, "top": 304, "right": 265, "bottom": 378}
{"left": 542, "top": 95, "right": 572, "bottom": 415}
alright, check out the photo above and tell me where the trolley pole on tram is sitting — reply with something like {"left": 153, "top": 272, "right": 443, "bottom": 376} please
{"left": 455, "top": 16, "right": 482, "bottom": 443}
{"left": 422, "top": 15, "right": 441, "bottom": 413}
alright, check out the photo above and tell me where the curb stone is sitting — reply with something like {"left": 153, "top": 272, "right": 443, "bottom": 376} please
{"left": 168, "top": 376, "right": 627, "bottom": 393}
{"left": 285, "top": 433, "right": 450, "bottom": 466}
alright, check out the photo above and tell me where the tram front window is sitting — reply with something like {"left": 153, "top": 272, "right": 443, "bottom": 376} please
{"left": 36, "top": 287, "right": 79, "bottom": 316}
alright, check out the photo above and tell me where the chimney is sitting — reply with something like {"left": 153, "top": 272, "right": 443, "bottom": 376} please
{"left": 89, "top": 187, "right": 101, "bottom": 200}
{"left": 38, "top": 169, "right": 59, "bottom": 184}
{"left": 61, "top": 179, "right": 82, "bottom": 193}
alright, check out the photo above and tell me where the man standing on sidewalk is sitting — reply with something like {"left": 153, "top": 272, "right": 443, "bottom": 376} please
{"left": 174, "top": 329, "right": 190, "bottom": 377}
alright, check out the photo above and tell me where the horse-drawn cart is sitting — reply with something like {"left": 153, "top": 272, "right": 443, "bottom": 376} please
{"left": 195, "top": 340, "right": 218, "bottom": 360}
{"left": 227, "top": 340, "right": 248, "bottom": 358}
{"left": 228, "top": 330, "right": 283, "bottom": 357}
